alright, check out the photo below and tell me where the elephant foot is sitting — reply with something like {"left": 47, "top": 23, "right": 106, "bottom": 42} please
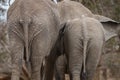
{"left": 81, "top": 72, "right": 87, "bottom": 80}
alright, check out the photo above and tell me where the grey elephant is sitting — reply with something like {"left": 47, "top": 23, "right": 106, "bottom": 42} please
{"left": 57, "top": 0, "right": 120, "bottom": 38}
{"left": 62, "top": 17, "right": 105, "bottom": 80}
{"left": 55, "top": 16, "right": 120, "bottom": 80}
{"left": 7, "top": 0, "right": 64, "bottom": 80}
{"left": 56, "top": 2, "right": 94, "bottom": 80}
{"left": 55, "top": 0, "right": 120, "bottom": 80}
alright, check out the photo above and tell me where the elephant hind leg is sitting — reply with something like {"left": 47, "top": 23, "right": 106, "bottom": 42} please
{"left": 9, "top": 32, "right": 24, "bottom": 80}
{"left": 66, "top": 34, "right": 83, "bottom": 80}
{"left": 69, "top": 49, "right": 83, "bottom": 80}
{"left": 55, "top": 55, "right": 66, "bottom": 80}
{"left": 86, "top": 40, "right": 103, "bottom": 80}
{"left": 31, "top": 56, "right": 44, "bottom": 80}
{"left": 11, "top": 46, "right": 24, "bottom": 80}
{"left": 31, "top": 31, "right": 51, "bottom": 80}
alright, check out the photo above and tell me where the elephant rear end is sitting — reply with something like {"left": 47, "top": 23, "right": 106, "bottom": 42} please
{"left": 64, "top": 17, "right": 105, "bottom": 80}
{"left": 83, "top": 17, "right": 105, "bottom": 80}
{"left": 7, "top": 0, "right": 61, "bottom": 80}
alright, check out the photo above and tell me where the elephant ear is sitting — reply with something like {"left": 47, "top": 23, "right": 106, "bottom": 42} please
{"left": 94, "top": 14, "right": 120, "bottom": 41}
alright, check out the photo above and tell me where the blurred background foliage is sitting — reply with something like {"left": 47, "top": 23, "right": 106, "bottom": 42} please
{"left": 81, "top": 0, "right": 120, "bottom": 21}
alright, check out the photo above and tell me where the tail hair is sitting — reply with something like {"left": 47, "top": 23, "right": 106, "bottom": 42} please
{"left": 82, "top": 15, "right": 88, "bottom": 76}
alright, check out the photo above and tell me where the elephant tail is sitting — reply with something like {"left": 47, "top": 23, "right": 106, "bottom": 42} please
{"left": 82, "top": 15, "right": 89, "bottom": 75}
{"left": 23, "top": 23, "right": 29, "bottom": 63}
{"left": 22, "top": 21, "right": 31, "bottom": 78}
{"left": 19, "top": 19, "right": 30, "bottom": 63}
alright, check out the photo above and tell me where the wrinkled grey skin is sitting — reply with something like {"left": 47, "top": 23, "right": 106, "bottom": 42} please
{"left": 7, "top": 0, "right": 61, "bottom": 80}
{"left": 55, "top": 16, "right": 120, "bottom": 80}
{"left": 64, "top": 17, "right": 105, "bottom": 80}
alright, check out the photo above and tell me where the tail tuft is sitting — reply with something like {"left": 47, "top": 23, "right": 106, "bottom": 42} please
{"left": 81, "top": 72, "right": 87, "bottom": 80}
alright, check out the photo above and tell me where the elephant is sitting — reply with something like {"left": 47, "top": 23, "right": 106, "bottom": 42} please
{"left": 57, "top": 0, "right": 120, "bottom": 39}
{"left": 57, "top": 17, "right": 105, "bottom": 80}
{"left": 54, "top": 0, "right": 120, "bottom": 80}
{"left": 55, "top": 16, "right": 120, "bottom": 80}
{"left": 7, "top": 0, "right": 64, "bottom": 80}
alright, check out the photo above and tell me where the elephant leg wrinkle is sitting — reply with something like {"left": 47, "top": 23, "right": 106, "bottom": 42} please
{"left": 31, "top": 57, "right": 43, "bottom": 80}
